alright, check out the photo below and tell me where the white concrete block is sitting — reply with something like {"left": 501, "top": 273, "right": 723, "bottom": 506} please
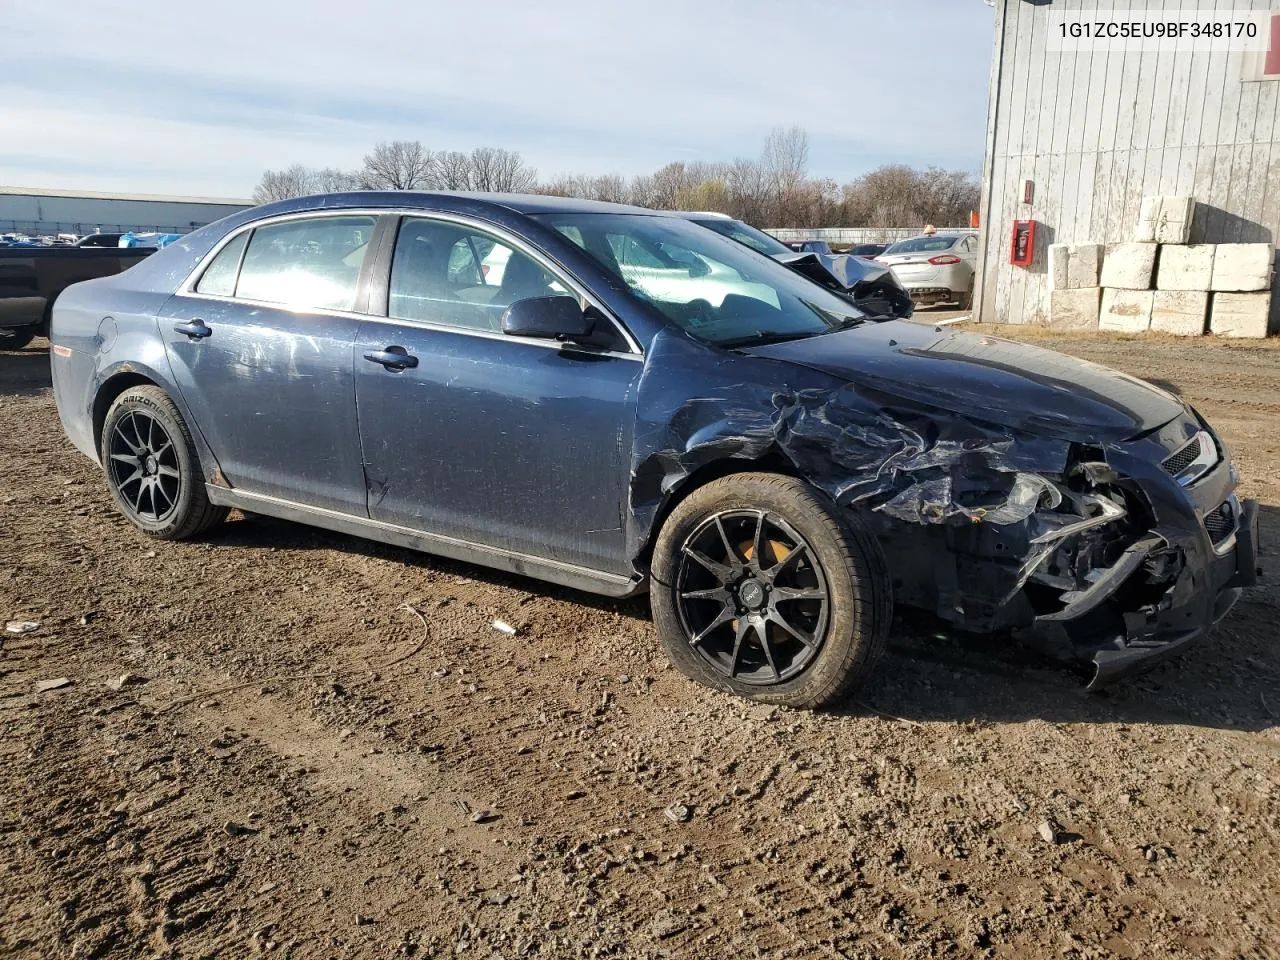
{"left": 1100, "top": 243, "right": 1157, "bottom": 289}
{"left": 1210, "top": 292, "right": 1272, "bottom": 338}
{"left": 1211, "top": 243, "right": 1273, "bottom": 292}
{"left": 1048, "top": 243, "right": 1102, "bottom": 290}
{"left": 1155, "top": 196, "right": 1195, "bottom": 244}
{"left": 1048, "top": 244, "right": 1069, "bottom": 291}
{"left": 1151, "top": 291, "right": 1208, "bottom": 336}
{"left": 1135, "top": 197, "right": 1161, "bottom": 242}
{"left": 1100, "top": 289, "right": 1154, "bottom": 332}
{"left": 1049, "top": 287, "right": 1101, "bottom": 329}
{"left": 1068, "top": 243, "right": 1102, "bottom": 289}
{"left": 1157, "top": 244, "right": 1215, "bottom": 291}
{"left": 1135, "top": 196, "right": 1195, "bottom": 244}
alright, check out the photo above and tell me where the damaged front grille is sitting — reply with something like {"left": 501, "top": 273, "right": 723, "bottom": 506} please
{"left": 1161, "top": 431, "right": 1218, "bottom": 486}
{"left": 1204, "top": 499, "right": 1237, "bottom": 547}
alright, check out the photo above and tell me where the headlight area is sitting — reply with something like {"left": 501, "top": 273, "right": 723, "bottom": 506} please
{"left": 863, "top": 450, "right": 1187, "bottom": 656}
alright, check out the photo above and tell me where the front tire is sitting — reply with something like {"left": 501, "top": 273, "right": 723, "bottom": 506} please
{"left": 650, "top": 473, "right": 891, "bottom": 709}
{"left": 100, "top": 385, "right": 227, "bottom": 540}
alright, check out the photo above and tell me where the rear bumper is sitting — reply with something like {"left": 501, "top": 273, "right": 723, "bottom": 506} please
{"left": 1086, "top": 497, "right": 1260, "bottom": 687}
{"left": 903, "top": 285, "right": 961, "bottom": 304}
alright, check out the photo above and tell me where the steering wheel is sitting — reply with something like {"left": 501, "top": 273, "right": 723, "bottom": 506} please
{"left": 685, "top": 298, "right": 714, "bottom": 326}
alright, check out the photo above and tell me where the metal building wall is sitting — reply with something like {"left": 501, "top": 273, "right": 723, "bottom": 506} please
{"left": 977, "top": 0, "right": 1280, "bottom": 326}
{"left": 0, "top": 189, "right": 251, "bottom": 235}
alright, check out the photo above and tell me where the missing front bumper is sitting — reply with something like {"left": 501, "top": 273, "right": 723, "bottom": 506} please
{"left": 1085, "top": 497, "right": 1260, "bottom": 688}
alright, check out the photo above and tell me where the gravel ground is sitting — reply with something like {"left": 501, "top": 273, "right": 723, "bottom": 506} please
{"left": 1, "top": 329, "right": 1277, "bottom": 959}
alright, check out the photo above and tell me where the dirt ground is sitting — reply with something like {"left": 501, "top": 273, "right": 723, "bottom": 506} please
{"left": 2, "top": 327, "right": 1277, "bottom": 960}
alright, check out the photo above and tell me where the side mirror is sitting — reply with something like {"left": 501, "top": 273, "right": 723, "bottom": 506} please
{"left": 501, "top": 296, "right": 594, "bottom": 340}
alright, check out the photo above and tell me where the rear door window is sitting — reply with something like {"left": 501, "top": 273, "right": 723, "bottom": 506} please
{"left": 234, "top": 216, "right": 375, "bottom": 311}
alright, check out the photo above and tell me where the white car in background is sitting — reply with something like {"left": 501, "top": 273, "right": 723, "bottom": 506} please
{"left": 876, "top": 234, "right": 978, "bottom": 310}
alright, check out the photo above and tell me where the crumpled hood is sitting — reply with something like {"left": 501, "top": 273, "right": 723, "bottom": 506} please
{"left": 772, "top": 251, "right": 895, "bottom": 288}
{"left": 741, "top": 321, "right": 1186, "bottom": 443}
{"left": 771, "top": 251, "right": 913, "bottom": 319}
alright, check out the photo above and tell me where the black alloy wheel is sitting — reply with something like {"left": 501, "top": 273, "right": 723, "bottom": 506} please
{"left": 107, "top": 408, "right": 182, "bottom": 523}
{"left": 99, "top": 385, "right": 227, "bottom": 540}
{"left": 651, "top": 473, "right": 891, "bottom": 709}
{"left": 675, "top": 510, "right": 830, "bottom": 685}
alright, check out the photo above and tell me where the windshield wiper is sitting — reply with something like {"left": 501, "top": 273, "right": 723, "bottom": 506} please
{"left": 717, "top": 330, "right": 823, "bottom": 349}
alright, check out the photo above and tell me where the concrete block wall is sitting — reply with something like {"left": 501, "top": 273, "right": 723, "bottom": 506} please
{"left": 1046, "top": 197, "right": 1274, "bottom": 337}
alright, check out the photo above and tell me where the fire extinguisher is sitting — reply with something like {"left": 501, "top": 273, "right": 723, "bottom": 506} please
{"left": 1010, "top": 220, "right": 1037, "bottom": 267}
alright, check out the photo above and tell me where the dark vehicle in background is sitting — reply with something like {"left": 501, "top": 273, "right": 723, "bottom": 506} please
{"left": 0, "top": 245, "right": 155, "bottom": 349}
{"left": 784, "top": 238, "right": 832, "bottom": 254}
{"left": 849, "top": 243, "right": 888, "bottom": 259}
{"left": 76, "top": 233, "right": 128, "bottom": 248}
{"left": 678, "top": 212, "right": 913, "bottom": 319}
{"left": 50, "top": 192, "right": 1258, "bottom": 707}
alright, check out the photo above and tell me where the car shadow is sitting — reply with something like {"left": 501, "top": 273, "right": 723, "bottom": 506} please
{"left": 0, "top": 340, "right": 52, "bottom": 397}
{"left": 208, "top": 513, "right": 651, "bottom": 620}
{"left": 207, "top": 503, "right": 1276, "bottom": 732}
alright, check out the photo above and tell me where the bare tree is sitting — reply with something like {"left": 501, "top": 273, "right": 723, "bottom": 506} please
{"left": 762, "top": 125, "right": 809, "bottom": 193}
{"left": 467, "top": 147, "right": 537, "bottom": 192}
{"left": 840, "top": 165, "right": 979, "bottom": 228}
{"left": 312, "top": 167, "right": 365, "bottom": 193}
{"left": 251, "top": 127, "right": 978, "bottom": 230}
{"left": 252, "top": 164, "right": 316, "bottom": 204}
{"left": 361, "top": 141, "right": 436, "bottom": 190}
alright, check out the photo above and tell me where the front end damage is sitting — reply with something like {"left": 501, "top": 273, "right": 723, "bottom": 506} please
{"left": 630, "top": 330, "right": 1260, "bottom": 687}
{"left": 864, "top": 442, "right": 1258, "bottom": 686}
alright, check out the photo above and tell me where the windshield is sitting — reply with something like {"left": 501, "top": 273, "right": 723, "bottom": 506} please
{"left": 883, "top": 236, "right": 960, "bottom": 254}
{"left": 534, "top": 213, "right": 866, "bottom": 347}
{"left": 691, "top": 218, "right": 793, "bottom": 257}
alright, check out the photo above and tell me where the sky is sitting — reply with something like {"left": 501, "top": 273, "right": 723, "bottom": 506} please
{"left": 0, "top": 0, "right": 995, "bottom": 199}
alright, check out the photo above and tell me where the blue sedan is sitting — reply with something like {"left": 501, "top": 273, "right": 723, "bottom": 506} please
{"left": 50, "top": 193, "right": 1258, "bottom": 707}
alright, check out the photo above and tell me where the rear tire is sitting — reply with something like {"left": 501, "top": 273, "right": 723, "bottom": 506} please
{"left": 650, "top": 473, "right": 891, "bottom": 709}
{"left": 100, "top": 385, "right": 227, "bottom": 540}
{"left": 956, "top": 281, "right": 974, "bottom": 311}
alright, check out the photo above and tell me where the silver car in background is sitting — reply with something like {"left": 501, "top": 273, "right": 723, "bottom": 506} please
{"left": 877, "top": 234, "right": 978, "bottom": 310}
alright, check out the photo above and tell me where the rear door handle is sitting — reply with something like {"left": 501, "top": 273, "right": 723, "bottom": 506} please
{"left": 174, "top": 319, "right": 212, "bottom": 340}
{"left": 363, "top": 346, "right": 419, "bottom": 370}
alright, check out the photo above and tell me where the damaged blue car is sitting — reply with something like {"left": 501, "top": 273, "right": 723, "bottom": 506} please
{"left": 50, "top": 193, "right": 1260, "bottom": 708}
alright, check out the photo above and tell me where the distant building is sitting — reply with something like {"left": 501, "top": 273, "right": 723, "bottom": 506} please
{"left": 978, "top": 0, "right": 1280, "bottom": 328}
{"left": 0, "top": 186, "right": 252, "bottom": 237}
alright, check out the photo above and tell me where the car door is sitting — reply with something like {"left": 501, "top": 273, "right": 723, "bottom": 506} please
{"left": 353, "top": 215, "right": 642, "bottom": 576}
{"left": 158, "top": 214, "right": 377, "bottom": 514}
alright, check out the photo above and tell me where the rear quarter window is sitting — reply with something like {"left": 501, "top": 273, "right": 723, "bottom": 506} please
{"left": 195, "top": 231, "right": 249, "bottom": 297}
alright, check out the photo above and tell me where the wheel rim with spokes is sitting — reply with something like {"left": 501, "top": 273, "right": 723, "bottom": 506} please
{"left": 675, "top": 510, "right": 831, "bottom": 686}
{"left": 108, "top": 410, "right": 181, "bottom": 523}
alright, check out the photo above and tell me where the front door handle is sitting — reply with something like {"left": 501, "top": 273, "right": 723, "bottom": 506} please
{"left": 174, "top": 319, "right": 212, "bottom": 340}
{"left": 363, "top": 346, "right": 419, "bottom": 371}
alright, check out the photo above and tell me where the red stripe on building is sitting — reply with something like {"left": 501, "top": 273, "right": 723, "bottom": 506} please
{"left": 1264, "top": 13, "right": 1280, "bottom": 76}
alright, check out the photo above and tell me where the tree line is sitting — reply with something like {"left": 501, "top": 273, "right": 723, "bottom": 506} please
{"left": 253, "top": 127, "right": 979, "bottom": 230}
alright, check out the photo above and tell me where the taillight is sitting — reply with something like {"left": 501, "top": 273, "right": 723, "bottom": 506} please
{"left": 928, "top": 254, "right": 961, "bottom": 265}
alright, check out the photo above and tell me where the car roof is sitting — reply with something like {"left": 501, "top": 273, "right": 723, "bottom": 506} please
{"left": 248, "top": 191, "right": 661, "bottom": 220}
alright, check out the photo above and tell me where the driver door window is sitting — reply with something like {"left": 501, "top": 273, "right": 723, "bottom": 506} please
{"left": 388, "top": 218, "right": 573, "bottom": 333}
